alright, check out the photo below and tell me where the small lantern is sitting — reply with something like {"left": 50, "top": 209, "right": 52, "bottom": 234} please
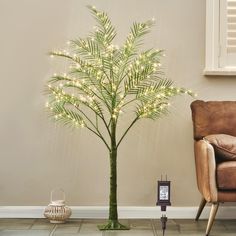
{"left": 44, "top": 188, "right": 72, "bottom": 223}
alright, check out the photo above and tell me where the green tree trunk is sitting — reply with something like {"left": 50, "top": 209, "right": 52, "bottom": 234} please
{"left": 109, "top": 146, "right": 118, "bottom": 221}
{"left": 98, "top": 119, "right": 129, "bottom": 230}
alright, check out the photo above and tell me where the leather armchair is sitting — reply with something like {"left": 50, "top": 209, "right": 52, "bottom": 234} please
{"left": 191, "top": 100, "right": 236, "bottom": 236}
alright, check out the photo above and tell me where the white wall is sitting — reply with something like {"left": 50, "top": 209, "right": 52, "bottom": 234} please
{"left": 0, "top": 0, "right": 235, "bottom": 207}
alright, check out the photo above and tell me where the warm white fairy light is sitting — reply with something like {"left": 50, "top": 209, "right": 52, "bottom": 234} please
{"left": 75, "top": 81, "right": 80, "bottom": 87}
{"left": 112, "top": 84, "right": 116, "bottom": 91}
{"left": 45, "top": 6, "right": 195, "bottom": 149}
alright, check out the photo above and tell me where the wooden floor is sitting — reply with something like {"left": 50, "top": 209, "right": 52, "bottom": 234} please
{"left": 0, "top": 219, "right": 235, "bottom": 235}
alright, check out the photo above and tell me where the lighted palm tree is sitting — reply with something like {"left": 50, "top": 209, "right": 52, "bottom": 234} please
{"left": 45, "top": 6, "right": 194, "bottom": 230}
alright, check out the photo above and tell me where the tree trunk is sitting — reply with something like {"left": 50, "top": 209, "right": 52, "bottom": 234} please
{"left": 98, "top": 118, "right": 129, "bottom": 230}
{"left": 109, "top": 143, "right": 118, "bottom": 221}
{"left": 109, "top": 118, "right": 118, "bottom": 221}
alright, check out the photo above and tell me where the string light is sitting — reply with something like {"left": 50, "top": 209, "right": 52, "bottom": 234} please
{"left": 46, "top": 9, "right": 195, "bottom": 133}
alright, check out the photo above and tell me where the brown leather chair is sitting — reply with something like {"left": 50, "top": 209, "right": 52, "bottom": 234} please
{"left": 191, "top": 100, "right": 236, "bottom": 236}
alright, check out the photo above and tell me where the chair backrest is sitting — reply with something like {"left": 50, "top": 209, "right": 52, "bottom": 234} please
{"left": 191, "top": 100, "right": 236, "bottom": 140}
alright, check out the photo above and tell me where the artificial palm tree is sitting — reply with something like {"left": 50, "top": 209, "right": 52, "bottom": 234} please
{"left": 45, "top": 6, "right": 194, "bottom": 230}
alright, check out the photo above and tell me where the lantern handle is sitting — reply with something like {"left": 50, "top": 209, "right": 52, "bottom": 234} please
{"left": 50, "top": 188, "right": 66, "bottom": 202}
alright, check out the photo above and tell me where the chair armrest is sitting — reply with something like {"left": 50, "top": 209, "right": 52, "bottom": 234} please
{"left": 194, "top": 140, "right": 218, "bottom": 202}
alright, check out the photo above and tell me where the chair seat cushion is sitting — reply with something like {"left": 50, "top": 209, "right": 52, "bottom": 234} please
{"left": 217, "top": 161, "right": 236, "bottom": 190}
{"left": 204, "top": 134, "right": 236, "bottom": 161}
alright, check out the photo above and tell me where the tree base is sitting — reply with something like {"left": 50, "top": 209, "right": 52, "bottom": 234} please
{"left": 98, "top": 220, "right": 130, "bottom": 230}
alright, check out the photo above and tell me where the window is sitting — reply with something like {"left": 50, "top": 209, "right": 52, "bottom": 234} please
{"left": 205, "top": 0, "right": 236, "bottom": 75}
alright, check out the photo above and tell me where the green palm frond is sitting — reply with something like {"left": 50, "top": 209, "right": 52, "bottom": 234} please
{"left": 71, "top": 38, "right": 101, "bottom": 61}
{"left": 122, "top": 20, "right": 154, "bottom": 58}
{"left": 46, "top": 6, "right": 195, "bottom": 148}
{"left": 48, "top": 102, "right": 85, "bottom": 128}
{"left": 88, "top": 5, "right": 117, "bottom": 47}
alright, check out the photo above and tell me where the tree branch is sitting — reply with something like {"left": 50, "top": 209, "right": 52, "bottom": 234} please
{"left": 116, "top": 116, "right": 139, "bottom": 148}
{"left": 85, "top": 125, "right": 111, "bottom": 151}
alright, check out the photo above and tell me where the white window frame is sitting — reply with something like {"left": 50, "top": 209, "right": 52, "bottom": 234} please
{"left": 204, "top": 0, "right": 236, "bottom": 75}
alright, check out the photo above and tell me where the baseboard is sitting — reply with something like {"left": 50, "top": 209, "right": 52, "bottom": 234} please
{"left": 0, "top": 206, "right": 235, "bottom": 219}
